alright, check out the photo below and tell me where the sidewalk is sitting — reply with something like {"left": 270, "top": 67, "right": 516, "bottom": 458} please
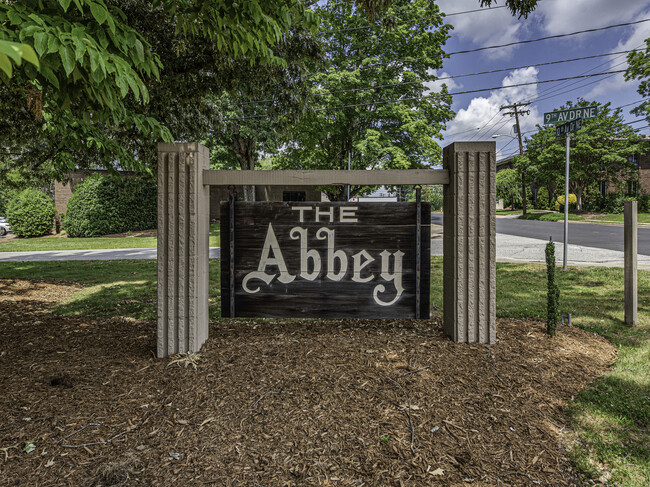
{"left": 1, "top": 236, "right": 649, "bottom": 269}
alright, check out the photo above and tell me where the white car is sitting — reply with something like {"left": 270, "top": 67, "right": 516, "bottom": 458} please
{"left": 0, "top": 216, "right": 9, "bottom": 236}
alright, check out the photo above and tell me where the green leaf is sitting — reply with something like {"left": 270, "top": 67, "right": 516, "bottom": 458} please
{"left": 7, "top": 10, "right": 22, "bottom": 25}
{"left": 47, "top": 36, "right": 60, "bottom": 54}
{"left": 60, "top": 45, "right": 75, "bottom": 76}
{"left": 74, "top": 38, "right": 86, "bottom": 61}
{"left": 134, "top": 39, "right": 144, "bottom": 63}
{"left": 33, "top": 31, "right": 48, "bottom": 57}
{"left": 0, "top": 41, "right": 22, "bottom": 64}
{"left": 20, "top": 45, "right": 39, "bottom": 68}
{"left": 40, "top": 65, "right": 60, "bottom": 89}
{"left": 90, "top": 2, "right": 108, "bottom": 25}
{"left": 0, "top": 53, "right": 13, "bottom": 78}
{"left": 59, "top": 0, "right": 73, "bottom": 12}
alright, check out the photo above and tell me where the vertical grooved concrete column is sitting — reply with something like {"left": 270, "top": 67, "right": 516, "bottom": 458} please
{"left": 443, "top": 142, "right": 496, "bottom": 344}
{"left": 157, "top": 143, "right": 210, "bottom": 358}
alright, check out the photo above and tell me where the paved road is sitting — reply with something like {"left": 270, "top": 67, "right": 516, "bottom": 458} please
{"left": 431, "top": 214, "right": 650, "bottom": 255}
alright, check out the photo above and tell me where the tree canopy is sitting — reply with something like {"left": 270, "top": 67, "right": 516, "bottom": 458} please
{"left": 0, "top": 0, "right": 540, "bottom": 183}
{"left": 274, "top": 0, "right": 454, "bottom": 201}
{"left": 626, "top": 38, "right": 650, "bottom": 122}
{"left": 525, "top": 100, "right": 644, "bottom": 210}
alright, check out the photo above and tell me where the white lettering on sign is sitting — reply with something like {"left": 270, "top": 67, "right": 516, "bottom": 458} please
{"left": 339, "top": 206, "right": 358, "bottom": 223}
{"left": 291, "top": 206, "right": 312, "bottom": 223}
{"left": 315, "top": 206, "right": 334, "bottom": 223}
{"left": 351, "top": 250, "right": 375, "bottom": 283}
{"left": 292, "top": 205, "right": 358, "bottom": 223}
{"left": 289, "top": 227, "right": 321, "bottom": 280}
{"left": 242, "top": 223, "right": 406, "bottom": 306}
{"left": 373, "top": 250, "right": 404, "bottom": 306}
{"left": 242, "top": 223, "right": 295, "bottom": 293}
{"left": 316, "top": 228, "right": 348, "bottom": 281}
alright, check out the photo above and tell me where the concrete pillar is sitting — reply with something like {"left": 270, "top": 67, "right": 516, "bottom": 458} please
{"left": 624, "top": 200, "right": 637, "bottom": 326}
{"left": 157, "top": 143, "right": 210, "bottom": 357}
{"left": 443, "top": 141, "right": 496, "bottom": 344}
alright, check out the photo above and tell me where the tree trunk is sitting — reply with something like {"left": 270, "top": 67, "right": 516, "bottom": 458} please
{"left": 575, "top": 186, "right": 583, "bottom": 211}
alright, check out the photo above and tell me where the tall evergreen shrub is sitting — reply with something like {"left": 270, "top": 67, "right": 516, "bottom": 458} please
{"left": 546, "top": 237, "right": 560, "bottom": 336}
{"left": 64, "top": 174, "right": 156, "bottom": 237}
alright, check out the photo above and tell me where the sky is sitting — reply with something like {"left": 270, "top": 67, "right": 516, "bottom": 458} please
{"left": 432, "top": 0, "right": 650, "bottom": 160}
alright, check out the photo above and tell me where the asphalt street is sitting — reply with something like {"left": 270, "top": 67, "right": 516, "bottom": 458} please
{"left": 430, "top": 214, "right": 650, "bottom": 256}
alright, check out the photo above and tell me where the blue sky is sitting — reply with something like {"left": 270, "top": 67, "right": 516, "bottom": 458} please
{"left": 432, "top": 0, "right": 650, "bottom": 159}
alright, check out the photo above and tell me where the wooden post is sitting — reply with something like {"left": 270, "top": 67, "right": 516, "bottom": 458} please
{"left": 624, "top": 200, "right": 637, "bottom": 326}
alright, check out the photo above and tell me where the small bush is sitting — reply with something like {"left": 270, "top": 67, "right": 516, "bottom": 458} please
{"left": 6, "top": 188, "right": 56, "bottom": 238}
{"left": 636, "top": 193, "right": 650, "bottom": 213}
{"left": 554, "top": 193, "right": 577, "bottom": 211}
{"left": 64, "top": 174, "right": 157, "bottom": 238}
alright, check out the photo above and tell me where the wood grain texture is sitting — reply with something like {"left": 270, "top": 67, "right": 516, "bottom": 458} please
{"left": 221, "top": 202, "right": 430, "bottom": 319}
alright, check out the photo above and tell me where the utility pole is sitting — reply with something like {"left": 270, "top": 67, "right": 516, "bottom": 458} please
{"left": 501, "top": 102, "right": 530, "bottom": 214}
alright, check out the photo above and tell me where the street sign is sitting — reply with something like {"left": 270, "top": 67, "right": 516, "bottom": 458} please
{"left": 556, "top": 118, "right": 582, "bottom": 137}
{"left": 544, "top": 106, "right": 598, "bottom": 125}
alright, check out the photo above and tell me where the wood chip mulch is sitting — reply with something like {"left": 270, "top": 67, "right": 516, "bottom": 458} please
{"left": 0, "top": 278, "right": 616, "bottom": 486}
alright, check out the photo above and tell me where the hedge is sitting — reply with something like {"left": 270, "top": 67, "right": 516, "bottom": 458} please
{"left": 6, "top": 188, "right": 56, "bottom": 238}
{"left": 64, "top": 174, "right": 157, "bottom": 237}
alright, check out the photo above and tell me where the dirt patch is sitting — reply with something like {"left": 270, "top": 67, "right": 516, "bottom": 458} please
{"left": 100, "top": 230, "right": 157, "bottom": 238}
{"left": 0, "top": 279, "right": 616, "bottom": 486}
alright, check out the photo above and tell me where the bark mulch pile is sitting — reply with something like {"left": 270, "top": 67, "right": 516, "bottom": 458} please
{"left": 0, "top": 278, "right": 616, "bottom": 486}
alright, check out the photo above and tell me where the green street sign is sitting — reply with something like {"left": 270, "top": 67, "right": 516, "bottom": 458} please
{"left": 544, "top": 106, "right": 598, "bottom": 125}
{"left": 556, "top": 118, "right": 582, "bottom": 137}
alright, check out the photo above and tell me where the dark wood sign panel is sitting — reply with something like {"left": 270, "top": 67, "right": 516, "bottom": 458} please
{"left": 221, "top": 202, "right": 430, "bottom": 319}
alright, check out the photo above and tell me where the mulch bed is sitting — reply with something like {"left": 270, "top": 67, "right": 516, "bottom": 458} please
{"left": 0, "top": 279, "right": 616, "bottom": 486}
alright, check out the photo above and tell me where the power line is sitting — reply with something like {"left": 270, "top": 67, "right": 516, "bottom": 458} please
{"left": 236, "top": 50, "right": 634, "bottom": 109}
{"left": 317, "top": 18, "right": 650, "bottom": 73}
{"left": 224, "top": 70, "right": 628, "bottom": 121}
{"left": 446, "top": 18, "right": 650, "bottom": 56}
{"left": 308, "top": 51, "right": 634, "bottom": 99}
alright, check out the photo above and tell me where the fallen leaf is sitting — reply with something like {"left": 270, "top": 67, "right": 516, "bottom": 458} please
{"left": 430, "top": 468, "right": 444, "bottom": 476}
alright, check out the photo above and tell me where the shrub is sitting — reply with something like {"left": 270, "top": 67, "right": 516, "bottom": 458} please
{"left": 546, "top": 237, "right": 560, "bottom": 337}
{"left": 554, "top": 193, "right": 577, "bottom": 211}
{"left": 637, "top": 193, "right": 650, "bottom": 213}
{"left": 64, "top": 174, "right": 157, "bottom": 238}
{"left": 6, "top": 188, "right": 56, "bottom": 238}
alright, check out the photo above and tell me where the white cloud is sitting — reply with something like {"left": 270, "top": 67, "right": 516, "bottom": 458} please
{"left": 584, "top": 7, "right": 650, "bottom": 99}
{"left": 437, "top": 0, "right": 527, "bottom": 59}
{"left": 536, "top": 0, "right": 650, "bottom": 35}
{"left": 424, "top": 70, "right": 461, "bottom": 94}
{"left": 444, "top": 67, "right": 543, "bottom": 141}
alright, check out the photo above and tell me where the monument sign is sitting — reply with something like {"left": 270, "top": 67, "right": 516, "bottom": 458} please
{"left": 220, "top": 201, "right": 431, "bottom": 319}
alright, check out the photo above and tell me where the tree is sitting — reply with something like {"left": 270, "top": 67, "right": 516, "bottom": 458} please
{"left": 1, "top": 0, "right": 538, "bottom": 181}
{"left": 275, "top": 0, "right": 454, "bottom": 201}
{"left": 496, "top": 168, "right": 522, "bottom": 209}
{"left": 203, "top": 27, "right": 320, "bottom": 201}
{"left": 626, "top": 37, "right": 650, "bottom": 122}
{"left": 0, "top": 0, "right": 318, "bottom": 176}
{"left": 525, "top": 100, "right": 643, "bottom": 211}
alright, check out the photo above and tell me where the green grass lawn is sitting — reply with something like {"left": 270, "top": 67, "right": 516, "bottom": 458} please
{"left": 496, "top": 209, "right": 522, "bottom": 215}
{"left": 0, "top": 224, "right": 221, "bottom": 251}
{"left": 519, "top": 211, "right": 584, "bottom": 222}
{"left": 0, "top": 258, "right": 647, "bottom": 484}
{"left": 582, "top": 213, "right": 650, "bottom": 224}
